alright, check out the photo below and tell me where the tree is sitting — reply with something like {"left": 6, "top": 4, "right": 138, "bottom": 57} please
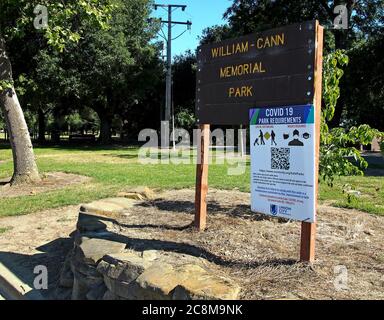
{"left": 32, "top": 49, "right": 86, "bottom": 143}
{"left": 341, "top": 33, "right": 384, "bottom": 130}
{"left": 169, "top": 51, "right": 198, "bottom": 133}
{"left": 12, "top": 51, "right": 71, "bottom": 144}
{"left": 0, "top": 0, "right": 114, "bottom": 184}
{"left": 199, "top": 25, "right": 235, "bottom": 45}
{"left": 62, "top": 0, "right": 161, "bottom": 143}
{"left": 320, "top": 50, "right": 383, "bottom": 184}
{"left": 224, "top": 0, "right": 383, "bottom": 43}
{"left": 0, "top": 37, "right": 40, "bottom": 184}
{"left": 172, "top": 51, "right": 197, "bottom": 114}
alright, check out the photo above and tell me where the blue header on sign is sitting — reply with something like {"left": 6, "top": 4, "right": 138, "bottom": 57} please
{"left": 250, "top": 104, "right": 314, "bottom": 125}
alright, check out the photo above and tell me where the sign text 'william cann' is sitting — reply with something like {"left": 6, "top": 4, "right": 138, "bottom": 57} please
{"left": 196, "top": 21, "right": 317, "bottom": 125}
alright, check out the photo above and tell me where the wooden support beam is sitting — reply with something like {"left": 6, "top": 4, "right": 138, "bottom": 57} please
{"left": 195, "top": 124, "right": 210, "bottom": 231}
{"left": 300, "top": 221, "right": 317, "bottom": 262}
{"left": 300, "top": 21, "right": 324, "bottom": 263}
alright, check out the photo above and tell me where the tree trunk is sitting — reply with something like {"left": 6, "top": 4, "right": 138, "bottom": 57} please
{"left": 38, "top": 108, "right": 46, "bottom": 144}
{"left": 0, "top": 38, "right": 40, "bottom": 185}
{"left": 99, "top": 113, "right": 112, "bottom": 144}
{"left": 51, "top": 108, "right": 61, "bottom": 144}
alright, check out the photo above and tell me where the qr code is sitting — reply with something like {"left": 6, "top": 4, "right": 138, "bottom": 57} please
{"left": 271, "top": 148, "right": 290, "bottom": 170}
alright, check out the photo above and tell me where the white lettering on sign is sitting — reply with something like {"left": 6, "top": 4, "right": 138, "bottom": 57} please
{"left": 266, "top": 108, "right": 284, "bottom": 117}
{"left": 265, "top": 108, "right": 294, "bottom": 117}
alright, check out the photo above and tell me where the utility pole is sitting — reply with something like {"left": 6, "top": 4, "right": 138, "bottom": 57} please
{"left": 152, "top": 4, "right": 192, "bottom": 148}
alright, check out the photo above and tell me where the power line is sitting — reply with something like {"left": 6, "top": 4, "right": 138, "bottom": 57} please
{"left": 151, "top": 4, "right": 192, "bottom": 149}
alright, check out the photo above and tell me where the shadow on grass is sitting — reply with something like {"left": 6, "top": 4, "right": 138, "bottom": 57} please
{"left": 363, "top": 168, "right": 384, "bottom": 177}
{"left": 109, "top": 154, "right": 140, "bottom": 160}
{"left": 0, "top": 180, "right": 10, "bottom": 186}
{"left": 349, "top": 153, "right": 384, "bottom": 177}
{"left": 0, "top": 142, "right": 141, "bottom": 152}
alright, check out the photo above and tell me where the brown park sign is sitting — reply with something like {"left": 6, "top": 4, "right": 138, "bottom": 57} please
{"left": 196, "top": 20, "right": 317, "bottom": 125}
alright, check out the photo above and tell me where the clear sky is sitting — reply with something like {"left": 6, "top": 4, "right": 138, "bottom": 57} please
{"left": 151, "top": 0, "right": 232, "bottom": 57}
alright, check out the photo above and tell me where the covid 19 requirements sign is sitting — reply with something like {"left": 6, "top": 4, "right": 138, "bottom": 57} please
{"left": 249, "top": 104, "right": 316, "bottom": 222}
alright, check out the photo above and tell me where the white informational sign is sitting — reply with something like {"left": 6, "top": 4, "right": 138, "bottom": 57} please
{"left": 250, "top": 104, "right": 316, "bottom": 222}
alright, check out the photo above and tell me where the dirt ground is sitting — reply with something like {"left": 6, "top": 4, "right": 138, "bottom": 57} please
{"left": 0, "top": 189, "right": 383, "bottom": 300}
{"left": 0, "top": 172, "right": 91, "bottom": 198}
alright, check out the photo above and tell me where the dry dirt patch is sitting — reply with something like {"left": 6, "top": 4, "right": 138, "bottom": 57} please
{"left": 0, "top": 172, "right": 91, "bottom": 198}
{"left": 0, "top": 189, "right": 383, "bottom": 300}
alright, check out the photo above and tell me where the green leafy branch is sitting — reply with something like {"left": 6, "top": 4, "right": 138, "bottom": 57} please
{"left": 0, "top": 79, "right": 14, "bottom": 93}
{"left": 3, "top": 0, "right": 116, "bottom": 52}
{"left": 320, "top": 50, "right": 384, "bottom": 186}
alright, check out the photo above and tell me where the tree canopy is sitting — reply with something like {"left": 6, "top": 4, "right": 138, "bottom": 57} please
{"left": 0, "top": 0, "right": 133, "bottom": 184}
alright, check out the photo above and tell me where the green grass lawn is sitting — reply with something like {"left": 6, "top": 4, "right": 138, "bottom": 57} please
{"left": 0, "top": 144, "right": 383, "bottom": 218}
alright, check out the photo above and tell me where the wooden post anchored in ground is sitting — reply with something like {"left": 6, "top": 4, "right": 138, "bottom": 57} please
{"left": 195, "top": 124, "right": 210, "bottom": 231}
{"left": 300, "top": 21, "right": 324, "bottom": 263}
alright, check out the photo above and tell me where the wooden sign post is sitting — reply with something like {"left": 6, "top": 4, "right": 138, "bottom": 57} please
{"left": 195, "top": 124, "right": 210, "bottom": 231}
{"left": 300, "top": 21, "right": 323, "bottom": 263}
{"left": 194, "top": 21, "right": 323, "bottom": 263}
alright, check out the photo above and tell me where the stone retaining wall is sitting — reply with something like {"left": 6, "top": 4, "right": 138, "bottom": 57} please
{"left": 56, "top": 196, "right": 240, "bottom": 300}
